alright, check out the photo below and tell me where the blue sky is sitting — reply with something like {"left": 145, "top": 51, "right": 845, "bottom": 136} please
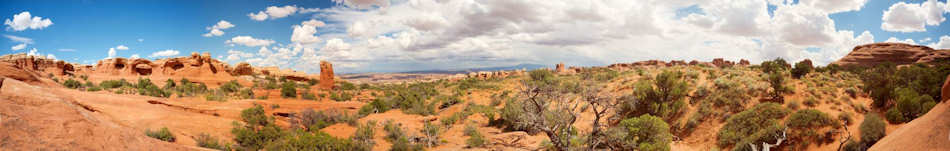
{"left": 3, "top": 0, "right": 950, "bottom": 73}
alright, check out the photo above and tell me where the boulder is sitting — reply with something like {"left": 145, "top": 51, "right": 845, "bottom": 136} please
{"left": 319, "top": 61, "right": 334, "bottom": 89}
{"left": 739, "top": 59, "right": 750, "bottom": 66}
{"left": 231, "top": 62, "right": 254, "bottom": 76}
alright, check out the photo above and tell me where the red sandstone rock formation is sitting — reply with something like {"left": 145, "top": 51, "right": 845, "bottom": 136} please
{"left": 711, "top": 58, "right": 735, "bottom": 67}
{"left": 0, "top": 53, "right": 74, "bottom": 76}
{"left": 833, "top": 42, "right": 950, "bottom": 67}
{"left": 231, "top": 62, "right": 254, "bottom": 76}
{"left": 555, "top": 62, "right": 566, "bottom": 73}
{"left": 739, "top": 59, "right": 750, "bottom": 66}
{"left": 319, "top": 61, "right": 334, "bottom": 89}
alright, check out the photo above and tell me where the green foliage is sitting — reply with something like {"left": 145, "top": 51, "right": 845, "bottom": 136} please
{"left": 803, "top": 97, "right": 818, "bottom": 107}
{"left": 606, "top": 114, "right": 672, "bottom": 151}
{"left": 860, "top": 63, "right": 898, "bottom": 108}
{"left": 498, "top": 98, "right": 532, "bottom": 132}
{"left": 63, "top": 78, "right": 82, "bottom": 89}
{"left": 351, "top": 121, "right": 376, "bottom": 150}
{"left": 99, "top": 79, "right": 131, "bottom": 89}
{"left": 330, "top": 91, "right": 354, "bottom": 101}
{"left": 308, "top": 78, "right": 319, "bottom": 86}
{"left": 838, "top": 112, "right": 853, "bottom": 125}
{"left": 296, "top": 109, "right": 357, "bottom": 131}
{"left": 420, "top": 121, "right": 441, "bottom": 147}
{"left": 465, "top": 124, "right": 486, "bottom": 148}
{"left": 358, "top": 98, "right": 393, "bottom": 117}
{"left": 787, "top": 109, "right": 838, "bottom": 128}
{"left": 885, "top": 107, "right": 905, "bottom": 123}
{"left": 622, "top": 70, "right": 689, "bottom": 120}
{"left": 787, "top": 100, "right": 800, "bottom": 110}
{"left": 859, "top": 114, "right": 886, "bottom": 144}
{"left": 760, "top": 58, "right": 790, "bottom": 73}
{"left": 195, "top": 133, "right": 231, "bottom": 151}
{"left": 264, "top": 130, "right": 368, "bottom": 151}
{"left": 339, "top": 81, "right": 357, "bottom": 91}
{"left": 145, "top": 127, "right": 176, "bottom": 142}
{"left": 889, "top": 87, "right": 937, "bottom": 123}
{"left": 280, "top": 81, "right": 297, "bottom": 98}
{"left": 717, "top": 103, "right": 790, "bottom": 148}
{"left": 232, "top": 105, "right": 284, "bottom": 150}
{"left": 383, "top": 120, "right": 424, "bottom": 151}
{"left": 731, "top": 124, "right": 787, "bottom": 151}
{"left": 220, "top": 80, "right": 242, "bottom": 93}
{"left": 791, "top": 60, "right": 813, "bottom": 78}
{"left": 767, "top": 72, "right": 789, "bottom": 101}
{"left": 301, "top": 91, "right": 316, "bottom": 100}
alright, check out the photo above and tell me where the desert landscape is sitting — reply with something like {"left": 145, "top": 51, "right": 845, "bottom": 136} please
{"left": 4, "top": 0, "right": 950, "bottom": 151}
{"left": 1, "top": 42, "right": 949, "bottom": 151}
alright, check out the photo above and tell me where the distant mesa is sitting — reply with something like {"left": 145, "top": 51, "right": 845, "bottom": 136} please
{"left": 833, "top": 42, "right": 950, "bottom": 67}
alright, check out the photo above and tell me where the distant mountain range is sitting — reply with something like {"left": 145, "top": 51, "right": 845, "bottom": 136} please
{"left": 399, "top": 63, "right": 548, "bottom": 74}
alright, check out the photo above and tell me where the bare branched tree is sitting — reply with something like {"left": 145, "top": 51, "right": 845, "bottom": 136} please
{"left": 749, "top": 126, "right": 788, "bottom": 151}
{"left": 580, "top": 82, "right": 617, "bottom": 150}
{"left": 517, "top": 77, "right": 578, "bottom": 151}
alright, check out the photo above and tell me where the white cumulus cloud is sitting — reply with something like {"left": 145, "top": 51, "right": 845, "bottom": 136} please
{"left": 11, "top": 43, "right": 26, "bottom": 51}
{"left": 4, "top": 11, "right": 53, "bottom": 31}
{"left": 332, "top": 0, "right": 391, "bottom": 9}
{"left": 291, "top": 19, "right": 325, "bottom": 44}
{"left": 148, "top": 49, "right": 180, "bottom": 58}
{"left": 226, "top": 36, "right": 275, "bottom": 47}
{"left": 248, "top": 5, "right": 300, "bottom": 21}
{"left": 115, "top": 45, "right": 129, "bottom": 50}
{"left": 928, "top": 35, "right": 950, "bottom": 49}
{"left": 203, "top": 20, "right": 235, "bottom": 37}
{"left": 881, "top": 0, "right": 948, "bottom": 32}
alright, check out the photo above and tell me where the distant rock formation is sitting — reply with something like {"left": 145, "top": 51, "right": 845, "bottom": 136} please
{"left": 712, "top": 58, "right": 735, "bottom": 67}
{"left": 739, "top": 59, "right": 750, "bottom": 66}
{"left": 555, "top": 62, "right": 566, "bottom": 73}
{"left": 231, "top": 62, "right": 254, "bottom": 76}
{"left": 319, "top": 61, "right": 334, "bottom": 89}
{"left": 0, "top": 53, "right": 74, "bottom": 76}
{"left": 833, "top": 42, "right": 950, "bottom": 67}
{"left": 92, "top": 52, "right": 232, "bottom": 78}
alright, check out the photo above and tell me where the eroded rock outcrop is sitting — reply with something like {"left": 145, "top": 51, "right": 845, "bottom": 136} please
{"left": 555, "top": 62, "right": 566, "bottom": 73}
{"left": 319, "top": 61, "right": 334, "bottom": 89}
{"left": 231, "top": 62, "right": 254, "bottom": 76}
{"left": 833, "top": 42, "right": 950, "bottom": 67}
{"left": 0, "top": 53, "right": 74, "bottom": 76}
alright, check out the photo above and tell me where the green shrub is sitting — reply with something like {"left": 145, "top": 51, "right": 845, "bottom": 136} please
{"left": 787, "top": 100, "right": 800, "bottom": 110}
{"left": 717, "top": 103, "right": 790, "bottom": 147}
{"left": 264, "top": 130, "right": 368, "bottom": 151}
{"left": 787, "top": 109, "right": 838, "bottom": 128}
{"left": 885, "top": 107, "right": 905, "bottom": 123}
{"left": 296, "top": 109, "right": 356, "bottom": 131}
{"left": 465, "top": 124, "right": 486, "bottom": 148}
{"left": 87, "top": 86, "right": 102, "bottom": 92}
{"left": 803, "top": 97, "right": 818, "bottom": 107}
{"left": 622, "top": 70, "right": 689, "bottom": 120}
{"left": 339, "top": 81, "right": 357, "bottom": 91}
{"left": 145, "top": 127, "right": 176, "bottom": 142}
{"left": 358, "top": 98, "right": 393, "bottom": 117}
{"left": 420, "top": 121, "right": 441, "bottom": 147}
{"left": 63, "top": 78, "right": 82, "bottom": 89}
{"left": 838, "top": 112, "right": 853, "bottom": 126}
{"left": 607, "top": 114, "right": 672, "bottom": 151}
{"left": 791, "top": 60, "right": 813, "bottom": 79}
{"left": 281, "top": 81, "right": 297, "bottom": 98}
{"left": 237, "top": 88, "right": 255, "bottom": 99}
{"left": 351, "top": 121, "right": 376, "bottom": 149}
{"left": 767, "top": 72, "right": 789, "bottom": 101}
{"left": 232, "top": 105, "right": 284, "bottom": 151}
{"left": 732, "top": 124, "right": 787, "bottom": 151}
{"left": 383, "top": 120, "right": 424, "bottom": 151}
{"left": 195, "top": 133, "right": 231, "bottom": 151}
{"left": 859, "top": 114, "right": 886, "bottom": 144}
{"left": 890, "top": 87, "right": 937, "bottom": 123}
{"left": 301, "top": 91, "right": 316, "bottom": 100}
{"left": 329, "top": 91, "right": 353, "bottom": 101}
{"left": 760, "top": 58, "right": 790, "bottom": 73}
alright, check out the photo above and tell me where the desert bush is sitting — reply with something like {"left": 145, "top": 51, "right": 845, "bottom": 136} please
{"left": 329, "top": 91, "right": 353, "bottom": 102}
{"left": 621, "top": 70, "right": 689, "bottom": 120}
{"left": 498, "top": 98, "right": 533, "bottom": 132}
{"left": 791, "top": 60, "right": 813, "bottom": 79}
{"left": 787, "top": 109, "right": 838, "bottom": 128}
{"left": 708, "top": 87, "right": 749, "bottom": 113}
{"left": 351, "top": 121, "right": 376, "bottom": 149}
{"left": 195, "top": 133, "right": 231, "bottom": 151}
{"left": 787, "top": 100, "right": 800, "bottom": 110}
{"left": 220, "top": 80, "right": 242, "bottom": 93}
{"left": 296, "top": 109, "right": 357, "bottom": 131}
{"left": 838, "top": 112, "right": 854, "bottom": 126}
{"left": 383, "top": 120, "right": 424, "bottom": 151}
{"left": 205, "top": 91, "right": 226, "bottom": 102}
{"left": 145, "top": 127, "right": 176, "bottom": 142}
{"left": 859, "top": 114, "right": 886, "bottom": 145}
{"left": 845, "top": 87, "right": 859, "bottom": 98}
{"left": 605, "top": 114, "right": 672, "bottom": 151}
{"left": 731, "top": 123, "right": 787, "bottom": 151}
{"left": 231, "top": 105, "right": 284, "bottom": 151}
{"left": 859, "top": 63, "right": 898, "bottom": 108}
{"left": 890, "top": 87, "right": 937, "bottom": 123}
{"left": 760, "top": 58, "right": 790, "bottom": 73}
{"left": 465, "top": 124, "right": 486, "bottom": 148}
{"left": 264, "top": 130, "right": 368, "bottom": 151}
{"left": 237, "top": 88, "right": 255, "bottom": 99}
{"left": 803, "top": 97, "right": 818, "bottom": 107}
{"left": 885, "top": 107, "right": 905, "bottom": 123}
{"left": 420, "top": 121, "right": 441, "bottom": 147}
{"left": 767, "top": 72, "right": 790, "bottom": 101}
{"left": 87, "top": 86, "right": 102, "bottom": 92}
{"left": 717, "top": 103, "right": 790, "bottom": 148}
{"left": 301, "top": 91, "right": 316, "bottom": 100}
{"left": 280, "top": 81, "right": 297, "bottom": 98}
{"left": 63, "top": 78, "right": 82, "bottom": 89}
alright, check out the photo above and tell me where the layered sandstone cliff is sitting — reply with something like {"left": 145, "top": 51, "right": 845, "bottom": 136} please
{"left": 832, "top": 42, "right": 950, "bottom": 67}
